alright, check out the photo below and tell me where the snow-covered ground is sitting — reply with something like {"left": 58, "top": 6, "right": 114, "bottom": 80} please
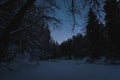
{"left": 0, "top": 59, "right": 120, "bottom": 80}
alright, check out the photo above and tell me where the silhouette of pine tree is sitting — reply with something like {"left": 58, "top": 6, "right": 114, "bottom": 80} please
{"left": 86, "top": 9, "right": 105, "bottom": 60}
{"left": 104, "top": 0, "right": 120, "bottom": 54}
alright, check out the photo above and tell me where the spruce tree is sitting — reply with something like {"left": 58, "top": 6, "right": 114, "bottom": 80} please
{"left": 86, "top": 9, "right": 105, "bottom": 59}
{"left": 104, "top": 0, "right": 120, "bottom": 54}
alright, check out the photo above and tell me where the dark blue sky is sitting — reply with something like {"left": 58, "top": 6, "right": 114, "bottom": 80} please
{"left": 35, "top": 0, "right": 95, "bottom": 44}
{"left": 50, "top": 0, "right": 105, "bottom": 44}
{"left": 50, "top": 12, "right": 86, "bottom": 44}
{"left": 35, "top": 0, "right": 104, "bottom": 44}
{"left": 50, "top": 0, "right": 88, "bottom": 44}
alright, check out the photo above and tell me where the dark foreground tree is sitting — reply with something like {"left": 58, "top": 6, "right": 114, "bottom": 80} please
{"left": 0, "top": 0, "right": 60, "bottom": 63}
{"left": 0, "top": 0, "right": 35, "bottom": 63}
{"left": 86, "top": 9, "right": 105, "bottom": 60}
{"left": 104, "top": 0, "right": 120, "bottom": 55}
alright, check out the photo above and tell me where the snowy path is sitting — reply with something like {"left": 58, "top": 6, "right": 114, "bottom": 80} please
{"left": 1, "top": 60, "right": 120, "bottom": 80}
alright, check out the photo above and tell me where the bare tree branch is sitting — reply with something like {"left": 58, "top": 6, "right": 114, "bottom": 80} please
{"left": 11, "top": 15, "right": 60, "bottom": 34}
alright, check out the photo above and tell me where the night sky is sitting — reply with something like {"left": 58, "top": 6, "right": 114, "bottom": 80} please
{"left": 50, "top": 13, "right": 86, "bottom": 44}
{"left": 50, "top": 0, "right": 88, "bottom": 44}
{"left": 49, "top": 0, "right": 105, "bottom": 44}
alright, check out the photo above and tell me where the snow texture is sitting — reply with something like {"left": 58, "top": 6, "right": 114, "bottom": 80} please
{"left": 0, "top": 59, "right": 120, "bottom": 80}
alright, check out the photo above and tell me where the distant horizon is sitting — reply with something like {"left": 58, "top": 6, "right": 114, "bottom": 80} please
{"left": 50, "top": 9, "right": 87, "bottom": 44}
{"left": 49, "top": 0, "right": 88, "bottom": 44}
{"left": 50, "top": 27, "right": 83, "bottom": 44}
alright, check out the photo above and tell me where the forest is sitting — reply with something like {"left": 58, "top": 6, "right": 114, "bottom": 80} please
{"left": 0, "top": 0, "right": 120, "bottom": 64}
{"left": 0, "top": 0, "right": 120, "bottom": 80}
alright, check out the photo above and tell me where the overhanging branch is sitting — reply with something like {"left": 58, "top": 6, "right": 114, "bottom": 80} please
{"left": 11, "top": 15, "right": 60, "bottom": 34}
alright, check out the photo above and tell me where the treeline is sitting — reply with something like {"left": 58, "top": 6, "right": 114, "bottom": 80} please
{"left": 59, "top": 34, "right": 88, "bottom": 59}
{"left": 0, "top": 0, "right": 120, "bottom": 64}
{"left": 52, "top": 0, "right": 120, "bottom": 62}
